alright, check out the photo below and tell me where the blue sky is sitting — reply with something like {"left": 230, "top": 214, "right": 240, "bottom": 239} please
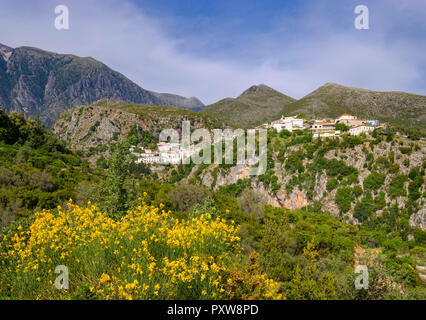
{"left": 0, "top": 0, "right": 425, "bottom": 103}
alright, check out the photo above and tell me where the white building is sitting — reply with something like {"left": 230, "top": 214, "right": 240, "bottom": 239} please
{"left": 288, "top": 117, "right": 304, "bottom": 128}
{"left": 311, "top": 121, "right": 335, "bottom": 131}
{"left": 335, "top": 114, "right": 366, "bottom": 127}
{"left": 311, "top": 121, "right": 340, "bottom": 138}
{"left": 337, "top": 114, "right": 357, "bottom": 121}
{"left": 159, "top": 151, "right": 181, "bottom": 164}
{"left": 272, "top": 121, "right": 293, "bottom": 133}
{"left": 133, "top": 142, "right": 198, "bottom": 165}
{"left": 313, "top": 130, "right": 341, "bottom": 138}
{"left": 349, "top": 125, "right": 375, "bottom": 136}
{"left": 136, "top": 155, "right": 162, "bottom": 164}
{"left": 157, "top": 142, "right": 180, "bottom": 153}
{"left": 272, "top": 116, "right": 304, "bottom": 133}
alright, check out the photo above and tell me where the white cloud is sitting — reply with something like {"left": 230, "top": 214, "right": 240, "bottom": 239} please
{"left": 0, "top": 0, "right": 424, "bottom": 104}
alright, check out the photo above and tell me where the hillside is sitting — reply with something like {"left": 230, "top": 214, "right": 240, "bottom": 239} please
{"left": 0, "top": 109, "right": 96, "bottom": 227}
{"left": 282, "top": 83, "right": 426, "bottom": 128}
{"left": 0, "top": 43, "right": 203, "bottom": 126}
{"left": 1, "top": 107, "right": 425, "bottom": 300}
{"left": 201, "top": 84, "right": 296, "bottom": 128}
{"left": 2, "top": 114, "right": 426, "bottom": 299}
{"left": 149, "top": 91, "right": 205, "bottom": 111}
{"left": 53, "top": 99, "right": 229, "bottom": 163}
{"left": 187, "top": 128, "right": 425, "bottom": 228}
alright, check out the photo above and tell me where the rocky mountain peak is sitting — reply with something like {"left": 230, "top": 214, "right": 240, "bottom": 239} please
{"left": 0, "top": 43, "right": 205, "bottom": 125}
{"left": 240, "top": 84, "right": 275, "bottom": 96}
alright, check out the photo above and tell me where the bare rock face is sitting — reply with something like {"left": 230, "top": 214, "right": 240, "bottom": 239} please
{"left": 314, "top": 173, "right": 327, "bottom": 201}
{"left": 194, "top": 137, "right": 425, "bottom": 220}
{"left": 410, "top": 207, "right": 425, "bottom": 230}
{"left": 53, "top": 100, "right": 225, "bottom": 164}
{"left": 283, "top": 190, "right": 309, "bottom": 209}
{"left": 211, "top": 165, "right": 251, "bottom": 188}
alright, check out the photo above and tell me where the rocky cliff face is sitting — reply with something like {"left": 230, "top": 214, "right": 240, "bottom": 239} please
{"left": 53, "top": 99, "right": 227, "bottom": 164}
{"left": 410, "top": 207, "right": 425, "bottom": 230}
{"left": 192, "top": 137, "right": 425, "bottom": 225}
{"left": 0, "top": 44, "right": 203, "bottom": 126}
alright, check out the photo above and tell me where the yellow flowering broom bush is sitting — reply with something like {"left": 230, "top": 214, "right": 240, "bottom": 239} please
{"left": 0, "top": 198, "right": 281, "bottom": 300}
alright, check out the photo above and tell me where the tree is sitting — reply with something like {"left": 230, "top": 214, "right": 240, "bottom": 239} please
{"left": 354, "top": 194, "right": 374, "bottom": 222}
{"left": 279, "top": 129, "right": 291, "bottom": 139}
{"left": 335, "top": 188, "right": 354, "bottom": 213}
{"left": 168, "top": 183, "right": 210, "bottom": 212}
{"left": 238, "top": 189, "right": 266, "bottom": 222}
{"left": 286, "top": 240, "right": 336, "bottom": 299}
{"left": 335, "top": 123, "right": 349, "bottom": 132}
{"left": 388, "top": 175, "right": 408, "bottom": 198}
{"left": 326, "top": 178, "right": 339, "bottom": 192}
{"left": 363, "top": 171, "right": 386, "bottom": 192}
{"left": 101, "top": 142, "right": 132, "bottom": 217}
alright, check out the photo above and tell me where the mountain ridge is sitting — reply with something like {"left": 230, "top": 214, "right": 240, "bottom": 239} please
{"left": 201, "top": 84, "right": 296, "bottom": 128}
{"left": 202, "top": 82, "right": 426, "bottom": 129}
{"left": 0, "top": 43, "right": 204, "bottom": 126}
{"left": 282, "top": 82, "right": 426, "bottom": 128}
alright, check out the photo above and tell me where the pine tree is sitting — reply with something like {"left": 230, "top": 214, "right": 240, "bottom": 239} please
{"left": 102, "top": 142, "right": 132, "bottom": 217}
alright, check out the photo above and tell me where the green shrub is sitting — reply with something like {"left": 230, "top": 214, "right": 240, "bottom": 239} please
{"left": 326, "top": 178, "right": 339, "bottom": 192}
{"left": 408, "top": 176, "right": 423, "bottom": 201}
{"left": 363, "top": 171, "right": 386, "bottom": 192}
{"left": 388, "top": 163, "right": 400, "bottom": 174}
{"left": 354, "top": 195, "right": 374, "bottom": 222}
{"left": 335, "top": 123, "right": 349, "bottom": 132}
{"left": 238, "top": 189, "right": 266, "bottom": 222}
{"left": 168, "top": 183, "right": 211, "bottom": 212}
{"left": 325, "top": 159, "right": 357, "bottom": 178}
{"left": 399, "top": 147, "right": 412, "bottom": 155}
{"left": 279, "top": 129, "right": 291, "bottom": 138}
{"left": 335, "top": 188, "right": 354, "bottom": 213}
{"left": 352, "top": 185, "right": 363, "bottom": 198}
{"left": 388, "top": 175, "right": 408, "bottom": 198}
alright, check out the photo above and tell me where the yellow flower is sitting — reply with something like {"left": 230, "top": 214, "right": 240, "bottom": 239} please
{"left": 1, "top": 200, "right": 281, "bottom": 300}
{"left": 99, "top": 273, "right": 111, "bottom": 285}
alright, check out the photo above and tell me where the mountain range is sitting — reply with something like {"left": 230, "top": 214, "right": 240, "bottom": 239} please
{"left": 0, "top": 43, "right": 204, "bottom": 126}
{"left": 202, "top": 83, "right": 426, "bottom": 129}
{"left": 1, "top": 43, "right": 425, "bottom": 130}
{"left": 281, "top": 82, "right": 426, "bottom": 128}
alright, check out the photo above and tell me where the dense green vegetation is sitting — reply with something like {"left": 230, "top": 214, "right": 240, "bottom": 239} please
{"left": 0, "top": 109, "right": 98, "bottom": 227}
{"left": 0, "top": 110, "right": 425, "bottom": 300}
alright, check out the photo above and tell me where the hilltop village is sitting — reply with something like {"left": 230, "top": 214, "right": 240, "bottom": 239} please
{"left": 259, "top": 113, "right": 387, "bottom": 137}
{"left": 132, "top": 114, "right": 388, "bottom": 164}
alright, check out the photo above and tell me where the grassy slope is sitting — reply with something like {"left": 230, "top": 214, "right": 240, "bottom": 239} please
{"left": 281, "top": 83, "right": 426, "bottom": 129}
{"left": 201, "top": 85, "right": 296, "bottom": 128}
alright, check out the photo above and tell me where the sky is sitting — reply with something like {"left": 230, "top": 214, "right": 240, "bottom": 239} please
{"left": 0, "top": 0, "right": 425, "bottom": 104}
